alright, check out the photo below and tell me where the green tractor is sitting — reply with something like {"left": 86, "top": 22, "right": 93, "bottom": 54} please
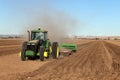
{"left": 21, "top": 28, "right": 59, "bottom": 61}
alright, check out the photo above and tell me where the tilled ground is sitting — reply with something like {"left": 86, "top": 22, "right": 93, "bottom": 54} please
{"left": 0, "top": 40, "right": 120, "bottom": 80}
{"left": 0, "top": 39, "right": 23, "bottom": 56}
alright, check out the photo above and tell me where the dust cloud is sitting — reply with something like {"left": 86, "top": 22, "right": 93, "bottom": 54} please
{"left": 27, "top": 11, "right": 77, "bottom": 42}
{"left": 21, "top": 3, "right": 78, "bottom": 42}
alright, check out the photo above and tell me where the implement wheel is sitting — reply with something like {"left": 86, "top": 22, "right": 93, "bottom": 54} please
{"left": 52, "top": 42, "right": 59, "bottom": 59}
{"left": 21, "top": 42, "right": 27, "bottom": 61}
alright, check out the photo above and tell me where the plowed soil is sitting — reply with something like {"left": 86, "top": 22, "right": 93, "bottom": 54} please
{"left": 0, "top": 39, "right": 120, "bottom": 80}
{"left": 0, "top": 39, "right": 23, "bottom": 56}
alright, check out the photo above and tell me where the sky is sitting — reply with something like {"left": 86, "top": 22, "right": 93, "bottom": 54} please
{"left": 0, "top": 0, "right": 120, "bottom": 36}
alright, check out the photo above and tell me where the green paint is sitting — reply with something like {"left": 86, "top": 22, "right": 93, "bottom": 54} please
{"left": 26, "top": 50, "right": 35, "bottom": 56}
{"left": 60, "top": 43, "right": 77, "bottom": 51}
{"left": 46, "top": 40, "right": 49, "bottom": 48}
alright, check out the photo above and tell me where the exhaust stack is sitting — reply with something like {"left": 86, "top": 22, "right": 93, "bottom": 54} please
{"left": 27, "top": 30, "right": 30, "bottom": 41}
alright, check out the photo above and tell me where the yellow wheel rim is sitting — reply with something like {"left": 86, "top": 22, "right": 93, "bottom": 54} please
{"left": 56, "top": 47, "right": 59, "bottom": 58}
{"left": 19, "top": 52, "right": 21, "bottom": 57}
{"left": 44, "top": 51, "right": 48, "bottom": 57}
{"left": 50, "top": 46, "right": 52, "bottom": 54}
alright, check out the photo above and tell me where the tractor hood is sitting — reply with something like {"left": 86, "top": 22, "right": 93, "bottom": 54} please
{"left": 27, "top": 40, "right": 39, "bottom": 45}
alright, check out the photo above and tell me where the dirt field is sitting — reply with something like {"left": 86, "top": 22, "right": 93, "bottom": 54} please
{"left": 0, "top": 39, "right": 120, "bottom": 80}
{"left": 0, "top": 39, "right": 23, "bottom": 56}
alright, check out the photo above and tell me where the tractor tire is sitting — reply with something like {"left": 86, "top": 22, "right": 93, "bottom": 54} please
{"left": 52, "top": 42, "right": 59, "bottom": 59}
{"left": 21, "top": 42, "right": 27, "bottom": 61}
{"left": 72, "top": 50, "right": 77, "bottom": 52}
{"left": 39, "top": 47, "right": 45, "bottom": 61}
{"left": 48, "top": 42, "right": 52, "bottom": 56}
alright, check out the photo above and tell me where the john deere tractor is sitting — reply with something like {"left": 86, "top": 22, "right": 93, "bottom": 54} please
{"left": 21, "top": 28, "right": 59, "bottom": 61}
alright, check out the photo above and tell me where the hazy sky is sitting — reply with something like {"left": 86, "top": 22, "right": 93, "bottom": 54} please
{"left": 0, "top": 0, "right": 120, "bottom": 36}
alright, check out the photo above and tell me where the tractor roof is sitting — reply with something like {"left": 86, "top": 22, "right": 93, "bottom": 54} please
{"left": 31, "top": 29, "right": 48, "bottom": 33}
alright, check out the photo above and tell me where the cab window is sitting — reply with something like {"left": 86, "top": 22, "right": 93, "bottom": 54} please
{"left": 31, "top": 32, "right": 44, "bottom": 40}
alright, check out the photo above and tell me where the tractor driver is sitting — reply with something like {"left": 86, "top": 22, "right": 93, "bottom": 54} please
{"left": 35, "top": 32, "right": 44, "bottom": 40}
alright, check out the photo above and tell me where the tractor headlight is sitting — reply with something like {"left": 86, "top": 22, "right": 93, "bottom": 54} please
{"left": 27, "top": 43, "right": 31, "bottom": 45}
{"left": 27, "top": 43, "right": 35, "bottom": 45}
{"left": 31, "top": 43, "right": 35, "bottom": 45}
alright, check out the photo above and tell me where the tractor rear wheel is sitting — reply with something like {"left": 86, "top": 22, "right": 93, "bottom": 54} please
{"left": 39, "top": 47, "right": 45, "bottom": 61}
{"left": 21, "top": 42, "right": 27, "bottom": 61}
{"left": 47, "top": 42, "right": 51, "bottom": 58}
{"left": 52, "top": 42, "right": 59, "bottom": 59}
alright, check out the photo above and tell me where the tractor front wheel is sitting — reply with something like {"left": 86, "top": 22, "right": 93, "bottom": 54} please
{"left": 21, "top": 42, "right": 27, "bottom": 61}
{"left": 39, "top": 47, "right": 45, "bottom": 61}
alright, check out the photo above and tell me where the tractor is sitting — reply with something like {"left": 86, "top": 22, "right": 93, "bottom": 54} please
{"left": 21, "top": 28, "right": 59, "bottom": 61}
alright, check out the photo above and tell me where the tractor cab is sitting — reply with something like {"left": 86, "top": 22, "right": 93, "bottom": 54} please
{"left": 31, "top": 29, "right": 48, "bottom": 41}
{"left": 30, "top": 29, "right": 49, "bottom": 46}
